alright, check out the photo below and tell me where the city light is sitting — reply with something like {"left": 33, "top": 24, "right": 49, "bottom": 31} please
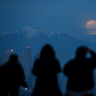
{"left": 25, "top": 88, "right": 27, "bottom": 90}
{"left": 27, "top": 46, "right": 31, "bottom": 48}
{"left": 11, "top": 49, "right": 13, "bottom": 52}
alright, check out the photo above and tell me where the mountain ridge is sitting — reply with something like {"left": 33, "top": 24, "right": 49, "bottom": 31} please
{"left": 0, "top": 26, "right": 96, "bottom": 66}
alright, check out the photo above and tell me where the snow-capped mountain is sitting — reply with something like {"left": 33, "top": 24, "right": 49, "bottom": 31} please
{"left": 0, "top": 26, "right": 95, "bottom": 66}
{"left": 0, "top": 26, "right": 75, "bottom": 41}
{"left": 15, "top": 26, "right": 61, "bottom": 39}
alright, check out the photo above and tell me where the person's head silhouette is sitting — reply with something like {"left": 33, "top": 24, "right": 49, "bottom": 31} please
{"left": 40, "top": 44, "right": 55, "bottom": 58}
{"left": 9, "top": 54, "right": 18, "bottom": 62}
{"left": 76, "top": 46, "right": 87, "bottom": 58}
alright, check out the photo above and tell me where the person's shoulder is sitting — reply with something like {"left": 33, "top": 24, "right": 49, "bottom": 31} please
{"left": 37, "top": 57, "right": 50, "bottom": 61}
{"left": 45, "top": 58, "right": 58, "bottom": 62}
{"left": 16, "top": 62, "right": 23, "bottom": 68}
{"left": 34, "top": 58, "right": 41, "bottom": 62}
{"left": 2, "top": 62, "right": 9, "bottom": 67}
{"left": 67, "top": 59, "right": 74, "bottom": 64}
{"left": 83, "top": 58, "right": 96, "bottom": 62}
{"left": 64, "top": 59, "right": 75, "bottom": 67}
{"left": 16, "top": 62, "right": 21, "bottom": 65}
{"left": 53, "top": 58, "right": 59, "bottom": 63}
{"left": 37, "top": 57, "right": 58, "bottom": 64}
{"left": 84, "top": 58, "right": 96, "bottom": 64}
{"left": 1, "top": 62, "right": 9, "bottom": 71}
{"left": 33, "top": 58, "right": 41, "bottom": 65}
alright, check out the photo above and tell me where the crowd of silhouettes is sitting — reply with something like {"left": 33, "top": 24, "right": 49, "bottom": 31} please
{"left": 0, "top": 44, "right": 96, "bottom": 96}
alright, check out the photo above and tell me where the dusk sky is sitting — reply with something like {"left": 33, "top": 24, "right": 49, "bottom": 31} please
{"left": 0, "top": 0, "right": 96, "bottom": 42}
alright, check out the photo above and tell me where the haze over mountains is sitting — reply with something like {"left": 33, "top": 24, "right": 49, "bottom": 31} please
{"left": 0, "top": 26, "right": 96, "bottom": 67}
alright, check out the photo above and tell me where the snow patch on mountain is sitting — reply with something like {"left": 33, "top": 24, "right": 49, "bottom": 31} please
{"left": 57, "top": 32, "right": 62, "bottom": 38}
{"left": 20, "top": 26, "right": 40, "bottom": 40}
{"left": 40, "top": 29, "right": 54, "bottom": 38}
{"left": 0, "top": 31, "right": 13, "bottom": 37}
{"left": 17, "top": 26, "right": 58, "bottom": 39}
{"left": 0, "top": 26, "right": 62, "bottom": 40}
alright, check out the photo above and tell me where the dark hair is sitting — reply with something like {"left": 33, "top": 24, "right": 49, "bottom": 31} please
{"left": 9, "top": 54, "right": 18, "bottom": 61}
{"left": 76, "top": 46, "right": 87, "bottom": 58}
{"left": 40, "top": 44, "right": 55, "bottom": 58}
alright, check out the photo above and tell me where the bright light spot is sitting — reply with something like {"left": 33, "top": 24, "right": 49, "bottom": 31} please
{"left": 86, "top": 20, "right": 96, "bottom": 29}
{"left": 25, "top": 88, "right": 27, "bottom": 90}
{"left": 27, "top": 46, "right": 31, "bottom": 48}
{"left": 11, "top": 49, "right": 13, "bottom": 52}
{"left": 86, "top": 20, "right": 96, "bottom": 35}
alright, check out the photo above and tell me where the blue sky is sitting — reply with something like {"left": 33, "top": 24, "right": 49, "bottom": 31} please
{"left": 0, "top": 0, "right": 96, "bottom": 42}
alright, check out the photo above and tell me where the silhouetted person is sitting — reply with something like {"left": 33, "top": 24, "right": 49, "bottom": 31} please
{"left": 0, "top": 65, "right": 1, "bottom": 96}
{"left": 1, "top": 54, "right": 28, "bottom": 96}
{"left": 63, "top": 46, "right": 96, "bottom": 96}
{"left": 31, "top": 44, "right": 62, "bottom": 96}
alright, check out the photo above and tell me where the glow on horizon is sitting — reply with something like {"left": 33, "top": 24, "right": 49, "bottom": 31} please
{"left": 87, "top": 31, "right": 96, "bottom": 35}
{"left": 86, "top": 20, "right": 96, "bottom": 35}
